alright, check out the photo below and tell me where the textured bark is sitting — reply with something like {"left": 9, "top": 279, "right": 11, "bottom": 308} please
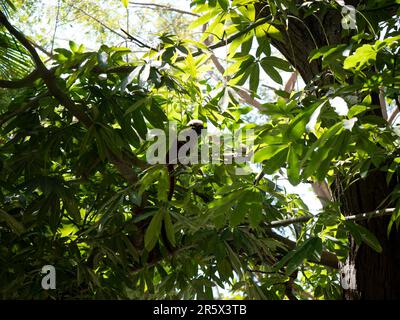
{"left": 255, "top": 1, "right": 400, "bottom": 299}
{"left": 333, "top": 171, "right": 400, "bottom": 299}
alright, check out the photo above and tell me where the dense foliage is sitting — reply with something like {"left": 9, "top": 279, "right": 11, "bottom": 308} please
{"left": 0, "top": 0, "right": 399, "bottom": 299}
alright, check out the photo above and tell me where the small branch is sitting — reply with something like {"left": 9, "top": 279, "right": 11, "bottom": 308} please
{"left": 284, "top": 71, "right": 298, "bottom": 93}
{"left": 67, "top": 3, "right": 126, "bottom": 39}
{"left": 345, "top": 208, "right": 395, "bottom": 222}
{"left": 264, "top": 208, "right": 395, "bottom": 229}
{"left": 265, "top": 215, "right": 314, "bottom": 228}
{"left": 176, "top": 17, "right": 269, "bottom": 63}
{"left": 254, "top": 170, "right": 265, "bottom": 185}
{"left": 129, "top": 2, "right": 200, "bottom": 17}
{"left": 379, "top": 86, "right": 388, "bottom": 121}
{"left": 121, "top": 29, "right": 157, "bottom": 51}
{"left": 30, "top": 40, "right": 53, "bottom": 59}
{"left": 203, "top": 24, "right": 266, "bottom": 111}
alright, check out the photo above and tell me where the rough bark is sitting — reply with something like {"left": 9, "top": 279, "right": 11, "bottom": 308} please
{"left": 333, "top": 171, "right": 400, "bottom": 299}
{"left": 255, "top": 1, "right": 400, "bottom": 299}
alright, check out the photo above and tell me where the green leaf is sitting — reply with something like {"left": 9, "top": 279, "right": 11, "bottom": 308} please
{"left": 218, "top": 0, "right": 229, "bottom": 11}
{"left": 248, "top": 203, "right": 263, "bottom": 228}
{"left": 260, "top": 61, "right": 282, "bottom": 84}
{"left": 348, "top": 105, "right": 367, "bottom": 118}
{"left": 257, "top": 23, "right": 283, "bottom": 42}
{"left": 131, "top": 109, "right": 148, "bottom": 139}
{"left": 277, "top": 237, "right": 322, "bottom": 275}
{"left": 344, "top": 221, "right": 382, "bottom": 253}
{"left": 69, "top": 40, "right": 78, "bottom": 53}
{"left": 262, "top": 57, "right": 292, "bottom": 72}
{"left": 164, "top": 211, "right": 176, "bottom": 247}
{"left": 344, "top": 45, "right": 377, "bottom": 70}
{"left": 157, "top": 167, "right": 170, "bottom": 202}
{"left": 287, "top": 146, "right": 300, "bottom": 186}
{"left": 388, "top": 203, "right": 400, "bottom": 237}
{"left": 121, "top": 0, "right": 129, "bottom": 8}
{"left": 142, "top": 102, "right": 167, "bottom": 128}
{"left": 230, "top": 201, "right": 248, "bottom": 227}
{"left": 241, "top": 36, "right": 253, "bottom": 55}
{"left": 254, "top": 144, "right": 289, "bottom": 163}
{"left": 144, "top": 210, "right": 164, "bottom": 251}
{"left": 287, "top": 103, "right": 321, "bottom": 140}
{"left": 120, "top": 67, "right": 141, "bottom": 92}
{"left": 225, "top": 242, "right": 243, "bottom": 276}
{"left": 189, "top": 10, "right": 216, "bottom": 29}
{"left": 249, "top": 64, "right": 260, "bottom": 93}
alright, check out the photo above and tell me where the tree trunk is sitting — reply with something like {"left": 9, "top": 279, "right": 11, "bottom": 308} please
{"left": 255, "top": 2, "right": 400, "bottom": 299}
{"left": 334, "top": 171, "right": 400, "bottom": 299}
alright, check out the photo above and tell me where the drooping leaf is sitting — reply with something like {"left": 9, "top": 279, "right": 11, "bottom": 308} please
{"left": 144, "top": 210, "right": 164, "bottom": 251}
{"left": 344, "top": 221, "right": 383, "bottom": 253}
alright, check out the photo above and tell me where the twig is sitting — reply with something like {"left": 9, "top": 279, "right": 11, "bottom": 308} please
{"left": 379, "top": 86, "right": 388, "bottom": 121}
{"left": 30, "top": 40, "right": 53, "bottom": 59}
{"left": 0, "top": 11, "right": 146, "bottom": 183}
{"left": 254, "top": 170, "right": 265, "bottom": 185}
{"left": 51, "top": 0, "right": 61, "bottom": 54}
{"left": 264, "top": 208, "right": 395, "bottom": 229}
{"left": 202, "top": 23, "right": 266, "bottom": 111}
{"left": 120, "top": 29, "right": 157, "bottom": 51}
{"left": 129, "top": 2, "right": 200, "bottom": 17}
{"left": 265, "top": 229, "right": 339, "bottom": 269}
{"left": 67, "top": 3, "right": 126, "bottom": 39}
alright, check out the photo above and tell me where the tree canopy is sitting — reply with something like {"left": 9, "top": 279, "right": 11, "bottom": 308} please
{"left": 0, "top": 0, "right": 399, "bottom": 300}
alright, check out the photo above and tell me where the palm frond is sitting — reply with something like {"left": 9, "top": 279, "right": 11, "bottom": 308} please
{"left": 0, "top": 0, "right": 16, "bottom": 18}
{"left": 0, "top": 29, "right": 34, "bottom": 80}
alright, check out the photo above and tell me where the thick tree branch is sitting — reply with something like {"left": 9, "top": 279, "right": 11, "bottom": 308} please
{"left": 0, "top": 69, "right": 41, "bottom": 88}
{"left": 121, "top": 29, "right": 157, "bottom": 51}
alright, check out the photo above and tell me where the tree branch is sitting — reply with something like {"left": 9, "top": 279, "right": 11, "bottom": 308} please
{"left": 0, "top": 11, "right": 145, "bottom": 183}
{"left": 264, "top": 208, "right": 395, "bottom": 229}
{"left": 179, "top": 17, "right": 269, "bottom": 63}
{"left": 121, "top": 29, "right": 157, "bottom": 51}
{"left": 67, "top": 3, "right": 126, "bottom": 39}
{"left": 130, "top": 2, "right": 200, "bottom": 17}
{"left": 0, "top": 69, "right": 41, "bottom": 88}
